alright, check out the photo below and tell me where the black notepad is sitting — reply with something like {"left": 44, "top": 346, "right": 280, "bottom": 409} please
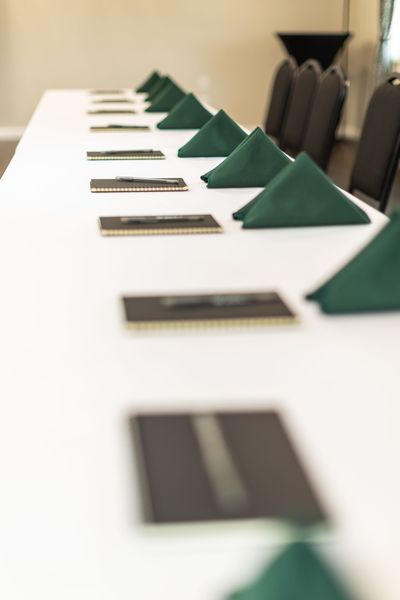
{"left": 122, "top": 291, "right": 297, "bottom": 329}
{"left": 91, "top": 178, "right": 188, "bottom": 192}
{"left": 130, "top": 410, "right": 327, "bottom": 524}
{"left": 87, "top": 150, "right": 165, "bottom": 161}
{"left": 90, "top": 89, "right": 125, "bottom": 95}
{"left": 87, "top": 109, "right": 137, "bottom": 115}
{"left": 90, "top": 125, "right": 150, "bottom": 132}
{"left": 99, "top": 214, "right": 222, "bottom": 236}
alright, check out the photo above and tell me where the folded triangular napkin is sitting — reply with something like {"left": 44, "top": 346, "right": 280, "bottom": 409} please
{"left": 227, "top": 542, "right": 354, "bottom": 600}
{"left": 235, "top": 153, "right": 370, "bottom": 228}
{"left": 157, "top": 93, "right": 212, "bottom": 129}
{"left": 306, "top": 211, "right": 400, "bottom": 313}
{"left": 201, "top": 127, "right": 290, "bottom": 188}
{"left": 145, "top": 80, "right": 186, "bottom": 113}
{"left": 178, "top": 109, "right": 247, "bottom": 157}
{"left": 146, "top": 75, "right": 171, "bottom": 102}
{"left": 135, "top": 70, "right": 161, "bottom": 93}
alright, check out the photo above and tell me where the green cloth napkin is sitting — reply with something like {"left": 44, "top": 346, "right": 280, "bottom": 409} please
{"left": 146, "top": 76, "right": 170, "bottom": 102}
{"left": 156, "top": 93, "right": 212, "bottom": 129}
{"left": 145, "top": 80, "right": 186, "bottom": 113}
{"left": 236, "top": 152, "right": 370, "bottom": 228}
{"left": 135, "top": 70, "right": 161, "bottom": 93}
{"left": 178, "top": 109, "right": 247, "bottom": 157}
{"left": 227, "top": 542, "right": 354, "bottom": 600}
{"left": 200, "top": 127, "right": 290, "bottom": 188}
{"left": 306, "top": 211, "right": 400, "bottom": 314}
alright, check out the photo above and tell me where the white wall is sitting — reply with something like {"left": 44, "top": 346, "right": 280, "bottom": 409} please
{"left": 0, "top": 0, "right": 379, "bottom": 136}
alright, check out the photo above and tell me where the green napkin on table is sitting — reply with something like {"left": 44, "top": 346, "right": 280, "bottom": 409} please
{"left": 236, "top": 153, "right": 370, "bottom": 228}
{"left": 178, "top": 109, "right": 247, "bottom": 157}
{"left": 227, "top": 542, "right": 355, "bottom": 600}
{"left": 157, "top": 93, "right": 212, "bottom": 129}
{"left": 306, "top": 211, "right": 400, "bottom": 314}
{"left": 146, "top": 75, "right": 170, "bottom": 102}
{"left": 145, "top": 80, "right": 186, "bottom": 113}
{"left": 135, "top": 70, "right": 161, "bottom": 93}
{"left": 201, "top": 127, "right": 290, "bottom": 188}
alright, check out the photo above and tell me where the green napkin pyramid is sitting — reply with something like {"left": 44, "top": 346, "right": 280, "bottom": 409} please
{"left": 306, "top": 211, "right": 400, "bottom": 314}
{"left": 146, "top": 80, "right": 186, "bottom": 113}
{"left": 227, "top": 542, "right": 354, "bottom": 600}
{"left": 236, "top": 153, "right": 370, "bottom": 228}
{"left": 146, "top": 75, "right": 170, "bottom": 102}
{"left": 156, "top": 93, "right": 212, "bottom": 129}
{"left": 178, "top": 109, "right": 247, "bottom": 157}
{"left": 200, "top": 127, "right": 290, "bottom": 188}
{"left": 135, "top": 70, "right": 161, "bottom": 93}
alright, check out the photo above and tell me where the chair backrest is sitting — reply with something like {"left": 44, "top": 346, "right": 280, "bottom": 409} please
{"left": 349, "top": 73, "right": 400, "bottom": 212}
{"left": 302, "top": 66, "right": 348, "bottom": 171}
{"left": 264, "top": 57, "right": 297, "bottom": 139}
{"left": 278, "top": 59, "right": 322, "bottom": 154}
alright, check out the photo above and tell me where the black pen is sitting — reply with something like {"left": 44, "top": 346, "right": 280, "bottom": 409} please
{"left": 94, "top": 150, "right": 153, "bottom": 155}
{"left": 104, "top": 124, "right": 148, "bottom": 129}
{"left": 116, "top": 176, "right": 180, "bottom": 184}
{"left": 120, "top": 216, "right": 205, "bottom": 225}
{"left": 93, "top": 99, "right": 133, "bottom": 103}
{"left": 161, "top": 293, "right": 275, "bottom": 310}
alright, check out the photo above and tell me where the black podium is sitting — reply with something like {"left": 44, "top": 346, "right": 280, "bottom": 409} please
{"left": 276, "top": 33, "right": 351, "bottom": 70}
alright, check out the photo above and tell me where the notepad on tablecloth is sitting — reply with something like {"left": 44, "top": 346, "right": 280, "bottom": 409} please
{"left": 130, "top": 410, "right": 325, "bottom": 523}
{"left": 90, "top": 124, "right": 150, "bottom": 132}
{"left": 87, "top": 109, "right": 137, "bottom": 115}
{"left": 92, "top": 99, "right": 135, "bottom": 104}
{"left": 98, "top": 214, "right": 222, "bottom": 236}
{"left": 90, "top": 89, "right": 125, "bottom": 95}
{"left": 122, "top": 291, "right": 297, "bottom": 330}
{"left": 86, "top": 150, "right": 165, "bottom": 161}
{"left": 90, "top": 177, "right": 188, "bottom": 193}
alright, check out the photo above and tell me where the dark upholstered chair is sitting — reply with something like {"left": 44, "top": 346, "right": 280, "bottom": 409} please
{"left": 349, "top": 73, "right": 400, "bottom": 213}
{"left": 264, "top": 57, "right": 297, "bottom": 140}
{"left": 302, "top": 66, "right": 348, "bottom": 171}
{"left": 278, "top": 59, "right": 321, "bottom": 155}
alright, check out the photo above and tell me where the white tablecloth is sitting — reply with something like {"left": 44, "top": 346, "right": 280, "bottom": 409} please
{"left": 0, "top": 90, "right": 398, "bottom": 600}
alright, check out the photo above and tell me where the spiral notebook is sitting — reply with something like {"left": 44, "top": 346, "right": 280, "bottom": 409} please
{"left": 90, "top": 177, "right": 188, "bottom": 192}
{"left": 87, "top": 109, "right": 137, "bottom": 115}
{"left": 90, "top": 89, "right": 125, "bottom": 95}
{"left": 90, "top": 124, "right": 150, "bottom": 132}
{"left": 130, "top": 410, "right": 326, "bottom": 524}
{"left": 99, "top": 214, "right": 222, "bottom": 236}
{"left": 122, "top": 291, "right": 297, "bottom": 330}
{"left": 87, "top": 150, "right": 165, "bottom": 161}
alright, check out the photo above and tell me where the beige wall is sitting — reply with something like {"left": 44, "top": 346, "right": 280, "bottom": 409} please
{"left": 0, "top": 0, "right": 378, "bottom": 135}
{"left": 346, "top": 0, "right": 380, "bottom": 136}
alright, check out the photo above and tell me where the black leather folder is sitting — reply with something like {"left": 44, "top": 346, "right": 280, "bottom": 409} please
{"left": 130, "top": 410, "right": 327, "bottom": 524}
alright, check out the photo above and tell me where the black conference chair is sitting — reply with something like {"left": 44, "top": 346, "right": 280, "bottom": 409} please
{"left": 278, "top": 59, "right": 322, "bottom": 155}
{"left": 264, "top": 57, "right": 297, "bottom": 140}
{"left": 349, "top": 73, "right": 400, "bottom": 213}
{"left": 302, "top": 66, "right": 348, "bottom": 171}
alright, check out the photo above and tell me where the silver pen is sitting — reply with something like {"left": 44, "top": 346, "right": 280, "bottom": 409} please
{"left": 116, "top": 176, "right": 181, "bottom": 184}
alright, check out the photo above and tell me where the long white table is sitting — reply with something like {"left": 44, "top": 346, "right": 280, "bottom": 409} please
{"left": 0, "top": 90, "right": 399, "bottom": 600}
